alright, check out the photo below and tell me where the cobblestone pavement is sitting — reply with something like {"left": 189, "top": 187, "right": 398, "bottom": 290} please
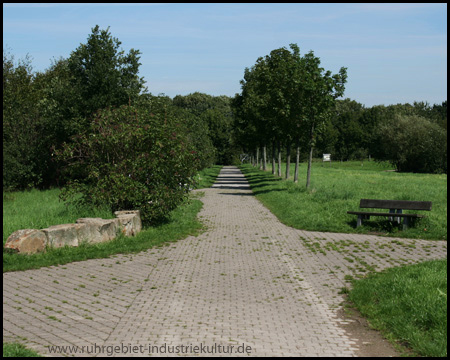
{"left": 3, "top": 166, "right": 447, "bottom": 357}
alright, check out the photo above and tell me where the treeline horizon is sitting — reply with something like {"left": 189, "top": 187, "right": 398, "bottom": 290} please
{"left": 3, "top": 26, "right": 447, "bottom": 196}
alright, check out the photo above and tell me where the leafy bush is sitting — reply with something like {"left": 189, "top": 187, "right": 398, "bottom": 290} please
{"left": 376, "top": 115, "right": 447, "bottom": 173}
{"left": 56, "top": 105, "right": 200, "bottom": 225}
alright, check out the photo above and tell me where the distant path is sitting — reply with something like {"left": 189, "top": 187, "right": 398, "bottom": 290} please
{"left": 3, "top": 166, "right": 447, "bottom": 357}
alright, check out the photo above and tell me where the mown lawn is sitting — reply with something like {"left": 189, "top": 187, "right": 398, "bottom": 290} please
{"left": 240, "top": 161, "right": 447, "bottom": 240}
{"left": 348, "top": 259, "right": 447, "bottom": 357}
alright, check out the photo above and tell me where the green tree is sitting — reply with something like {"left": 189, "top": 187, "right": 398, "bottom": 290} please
{"left": 173, "top": 92, "right": 237, "bottom": 165}
{"left": 3, "top": 50, "right": 44, "bottom": 190}
{"left": 263, "top": 45, "right": 303, "bottom": 180}
{"left": 326, "top": 99, "right": 366, "bottom": 161}
{"left": 68, "top": 25, "right": 146, "bottom": 123}
{"left": 237, "top": 60, "right": 272, "bottom": 170}
{"left": 302, "top": 51, "right": 347, "bottom": 188}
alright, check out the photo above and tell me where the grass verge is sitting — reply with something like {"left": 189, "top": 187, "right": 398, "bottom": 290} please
{"left": 347, "top": 259, "right": 447, "bottom": 357}
{"left": 3, "top": 188, "right": 115, "bottom": 246}
{"left": 192, "top": 165, "right": 223, "bottom": 189}
{"left": 3, "top": 197, "right": 204, "bottom": 273}
{"left": 3, "top": 343, "right": 42, "bottom": 357}
{"left": 239, "top": 161, "right": 447, "bottom": 240}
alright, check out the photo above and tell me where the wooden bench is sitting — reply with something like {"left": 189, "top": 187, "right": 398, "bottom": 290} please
{"left": 347, "top": 199, "right": 432, "bottom": 230}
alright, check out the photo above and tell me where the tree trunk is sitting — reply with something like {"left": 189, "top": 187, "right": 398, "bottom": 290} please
{"left": 306, "top": 145, "right": 313, "bottom": 188}
{"left": 306, "top": 124, "right": 315, "bottom": 188}
{"left": 285, "top": 141, "right": 291, "bottom": 180}
{"left": 263, "top": 145, "right": 267, "bottom": 171}
{"left": 294, "top": 137, "right": 300, "bottom": 183}
{"left": 272, "top": 140, "right": 276, "bottom": 175}
{"left": 277, "top": 140, "right": 282, "bottom": 177}
{"left": 256, "top": 147, "right": 259, "bottom": 168}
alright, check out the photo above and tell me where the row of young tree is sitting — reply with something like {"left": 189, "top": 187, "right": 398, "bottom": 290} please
{"left": 3, "top": 26, "right": 236, "bottom": 224}
{"left": 231, "top": 44, "right": 447, "bottom": 178}
{"left": 231, "top": 44, "right": 348, "bottom": 187}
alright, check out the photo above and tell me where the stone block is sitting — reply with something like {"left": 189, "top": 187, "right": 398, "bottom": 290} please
{"left": 5, "top": 210, "right": 142, "bottom": 254}
{"left": 42, "top": 223, "right": 86, "bottom": 248}
{"left": 114, "top": 210, "right": 142, "bottom": 236}
{"left": 4, "top": 229, "right": 47, "bottom": 254}
{"left": 76, "top": 218, "right": 120, "bottom": 243}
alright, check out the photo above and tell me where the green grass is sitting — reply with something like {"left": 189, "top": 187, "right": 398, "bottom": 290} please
{"left": 348, "top": 259, "right": 447, "bottom": 357}
{"left": 3, "top": 343, "right": 42, "bottom": 357}
{"left": 3, "top": 188, "right": 115, "bottom": 246}
{"left": 192, "top": 165, "right": 223, "bottom": 189}
{"left": 240, "top": 161, "right": 447, "bottom": 240}
{"left": 3, "top": 166, "right": 222, "bottom": 273}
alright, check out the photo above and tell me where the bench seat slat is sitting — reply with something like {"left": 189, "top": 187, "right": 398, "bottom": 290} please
{"left": 347, "top": 211, "right": 425, "bottom": 218}
{"left": 360, "top": 199, "right": 432, "bottom": 211}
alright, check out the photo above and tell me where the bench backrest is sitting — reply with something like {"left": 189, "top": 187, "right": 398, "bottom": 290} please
{"left": 360, "top": 199, "right": 432, "bottom": 211}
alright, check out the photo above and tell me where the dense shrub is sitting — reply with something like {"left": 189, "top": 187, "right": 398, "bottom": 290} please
{"left": 56, "top": 105, "right": 200, "bottom": 224}
{"left": 376, "top": 114, "right": 447, "bottom": 173}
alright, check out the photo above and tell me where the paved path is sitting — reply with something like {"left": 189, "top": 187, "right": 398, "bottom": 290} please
{"left": 3, "top": 166, "right": 447, "bottom": 357}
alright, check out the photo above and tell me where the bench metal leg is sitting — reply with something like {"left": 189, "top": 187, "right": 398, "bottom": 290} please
{"left": 389, "top": 209, "right": 395, "bottom": 222}
{"left": 356, "top": 214, "right": 370, "bottom": 227}
{"left": 396, "top": 209, "right": 403, "bottom": 224}
{"left": 389, "top": 209, "right": 403, "bottom": 224}
{"left": 357, "top": 215, "right": 362, "bottom": 227}
{"left": 403, "top": 217, "right": 410, "bottom": 230}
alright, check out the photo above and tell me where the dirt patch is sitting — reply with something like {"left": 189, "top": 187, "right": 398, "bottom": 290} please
{"left": 337, "top": 297, "right": 413, "bottom": 357}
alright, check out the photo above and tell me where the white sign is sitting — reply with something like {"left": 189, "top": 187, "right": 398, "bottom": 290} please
{"left": 323, "top": 154, "right": 331, "bottom": 162}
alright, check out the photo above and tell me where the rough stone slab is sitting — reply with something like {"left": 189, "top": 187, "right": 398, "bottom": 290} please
{"left": 42, "top": 223, "right": 87, "bottom": 248}
{"left": 76, "top": 218, "right": 120, "bottom": 243}
{"left": 4, "top": 229, "right": 46, "bottom": 254}
{"left": 114, "top": 210, "right": 142, "bottom": 236}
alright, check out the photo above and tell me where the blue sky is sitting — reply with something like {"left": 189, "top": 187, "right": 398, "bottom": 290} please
{"left": 3, "top": 3, "right": 447, "bottom": 107}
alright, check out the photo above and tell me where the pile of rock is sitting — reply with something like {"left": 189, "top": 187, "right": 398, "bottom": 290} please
{"left": 4, "top": 210, "right": 142, "bottom": 254}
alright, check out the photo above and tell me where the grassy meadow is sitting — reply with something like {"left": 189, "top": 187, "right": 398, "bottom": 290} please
{"left": 240, "top": 160, "right": 447, "bottom": 240}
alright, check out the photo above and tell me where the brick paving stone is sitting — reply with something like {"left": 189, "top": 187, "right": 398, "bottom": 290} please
{"left": 3, "top": 166, "right": 447, "bottom": 357}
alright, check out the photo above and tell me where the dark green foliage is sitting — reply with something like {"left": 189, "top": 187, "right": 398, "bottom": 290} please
{"left": 375, "top": 114, "right": 447, "bottom": 173}
{"left": 56, "top": 105, "right": 200, "bottom": 225}
{"left": 3, "top": 25, "right": 147, "bottom": 191}
{"left": 173, "top": 92, "right": 240, "bottom": 164}
{"left": 3, "top": 51, "right": 45, "bottom": 190}
{"left": 314, "top": 100, "right": 447, "bottom": 174}
{"left": 67, "top": 25, "right": 146, "bottom": 121}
